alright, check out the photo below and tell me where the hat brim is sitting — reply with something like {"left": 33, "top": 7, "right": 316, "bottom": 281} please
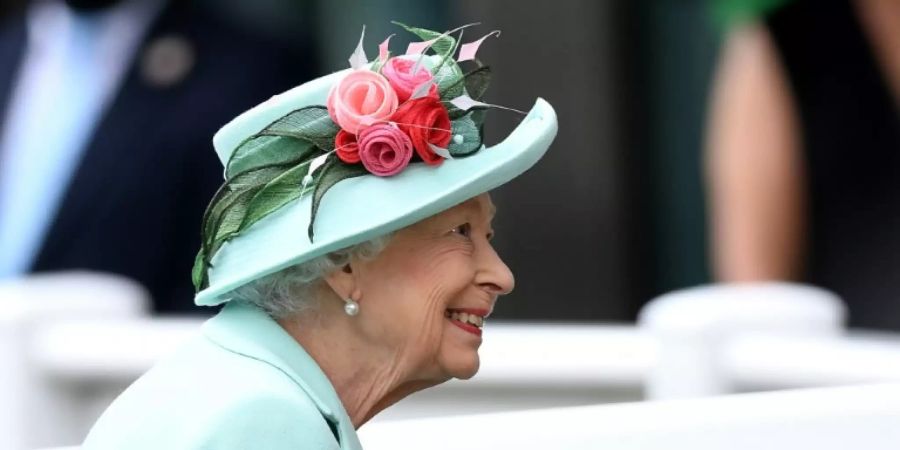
{"left": 196, "top": 71, "right": 558, "bottom": 307}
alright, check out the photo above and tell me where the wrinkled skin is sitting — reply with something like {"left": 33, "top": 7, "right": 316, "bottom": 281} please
{"left": 283, "top": 193, "right": 514, "bottom": 426}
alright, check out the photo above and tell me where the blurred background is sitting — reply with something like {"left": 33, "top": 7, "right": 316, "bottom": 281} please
{"left": 2, "top": 1, "right": 900, "bottom": 448}
{"left": 0, "top": 0, "right": 897, "bottom": 324}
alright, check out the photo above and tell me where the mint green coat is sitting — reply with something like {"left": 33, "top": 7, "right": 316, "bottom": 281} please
{"left": 84, "top": 302, "right": 363, "bottom": 450}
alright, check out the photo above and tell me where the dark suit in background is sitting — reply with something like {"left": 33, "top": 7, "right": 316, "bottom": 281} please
{"left": 0, "top": 0, "right": 317, "bottom": 313}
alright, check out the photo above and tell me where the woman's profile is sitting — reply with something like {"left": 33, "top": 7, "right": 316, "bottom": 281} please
{"left": 83, "top": 23, "right": 558, "bottom": 449}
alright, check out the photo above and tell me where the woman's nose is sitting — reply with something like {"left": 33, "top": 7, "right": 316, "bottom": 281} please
{"left": 477, "top": 243, "right": 515, "bottom": 296}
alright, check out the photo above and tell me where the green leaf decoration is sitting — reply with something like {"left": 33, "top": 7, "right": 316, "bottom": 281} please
{"left": 204, "top": 165, "right": 287, "bottom": 249}
{"left": 250, "top": 106, "right": 339, "bottom": 152}
{"left": 194, "top": 185, "right": 266, "bottom": 290}
{"left": 446, "top": 66, "right": 492, "bottom": 119}
{"left": 192, "top": 249, "right": 207, "bottom": 291}
{"left": 441, "top": 65, "right": 490, "bottom": 99}
{"left": 193, "top": 106, "right": 345, "bottom": 289}
{"left": 226, "top": 136, "right": 316, "bottom": 179}
{"left": 193, "top": 158, "right": 312, "bottom": 291}
{"left": 469, "top": 108, "right": 487, "bottom": 129}
{"left": 463, "top": 65, "right": 491, "bottom": 101}
{"left": 225, "top": 106, "right": 337, "bottom": 179}
{"left": 448, "top": 113, "right": 483, "bottom": 156}
{"left": 239, "top": 159, "right": 318, "bottom": 233}
{"left": 433, "top": 25, "right": 466, "bottom": 73}
{"left": 435, "top": 60, "right": 465, "bottom": 100}
{"left": 392, "top": 21, "right": 456, "bottom": 58}
{"left": 307, "top": 156, "right": 369, "bottom": 241}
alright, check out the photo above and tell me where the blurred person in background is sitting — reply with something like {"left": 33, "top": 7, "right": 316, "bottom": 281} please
{"left": 0, "top": 0, "right": 315, "bottom": 313}
{"left": 706, "top": 0, "right": 900, "bottom": 329}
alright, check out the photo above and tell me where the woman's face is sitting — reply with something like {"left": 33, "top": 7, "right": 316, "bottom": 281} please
{"left": 349, "top": 193, "right": 514, "bottom": 382}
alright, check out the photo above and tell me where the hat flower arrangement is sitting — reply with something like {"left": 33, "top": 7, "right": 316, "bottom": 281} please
{"left": 192, "top": 22, "right": 517, "bottom": 291}
{"left": 327, "top": 22, "right": 509, "bottom": 173}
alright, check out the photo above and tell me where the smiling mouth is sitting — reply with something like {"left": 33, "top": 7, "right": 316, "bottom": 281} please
{"left": 445, "top": 308, "right": 486, "bottom": 336}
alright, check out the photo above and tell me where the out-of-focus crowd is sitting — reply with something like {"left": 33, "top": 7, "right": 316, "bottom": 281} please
{"left": 0, "top": 0, "right": 898, "bottom": 329}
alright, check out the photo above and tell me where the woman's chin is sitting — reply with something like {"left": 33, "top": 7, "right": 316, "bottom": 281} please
{"left": 441, "top": 351, "right": 481, "bottom": 380}
{"left": 454, "top": 364, "right": 479, "bottom": 380}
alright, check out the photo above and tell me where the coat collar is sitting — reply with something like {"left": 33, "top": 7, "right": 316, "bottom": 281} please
{"left": 202, "top": 301, "right": 362, "bottom": 449}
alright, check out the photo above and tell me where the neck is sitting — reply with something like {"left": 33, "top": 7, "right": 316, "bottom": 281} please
{"left": 278, "top": 303, "right": 441, "bottom": 428}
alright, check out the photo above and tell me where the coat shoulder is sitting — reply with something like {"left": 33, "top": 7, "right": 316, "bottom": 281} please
{"left": 83, "top": 335, "right": 340, "bottom": 450}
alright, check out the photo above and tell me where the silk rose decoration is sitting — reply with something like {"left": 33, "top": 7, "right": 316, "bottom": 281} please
{"left": 335, "top": 130, "right": 360, "bottom": 164}
{"left": 358, "top": 123, "right": 414, "bottom": 176}
{"left": 322, "top": 24, "right": 495, "bottom": 177}
{"left": 381, "top": 57, "right": 438, "bottom": 102}
{"left": 327, "top": 70, "right": 398, "bottom": 134}
{"left": 391, "top": 96, "right": 452, "bottom": 165}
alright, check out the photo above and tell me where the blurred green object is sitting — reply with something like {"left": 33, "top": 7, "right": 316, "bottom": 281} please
{"left": 711, "top": 0, "right": 792, "bottom": 27}
{"left": 633, "top": 0, "right": 719, "bottom": 304}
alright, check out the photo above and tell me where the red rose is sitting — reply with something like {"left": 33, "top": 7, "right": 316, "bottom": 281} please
{"left": 335, "top": 130, "right": 360, "bottom": 164}
{"left": 390, "top": 97, "right": 451, "bottom": 165}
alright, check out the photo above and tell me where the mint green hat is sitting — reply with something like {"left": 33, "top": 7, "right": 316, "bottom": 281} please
{"left": 193, "top": 24, "right": 558, "bottom": 307}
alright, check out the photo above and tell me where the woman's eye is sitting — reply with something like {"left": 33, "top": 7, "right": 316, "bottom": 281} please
{"left": 450, "top": 223, "right": 472, "bottom": 238}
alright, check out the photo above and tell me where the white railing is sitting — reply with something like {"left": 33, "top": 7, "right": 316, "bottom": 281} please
{"left": 6, "top": 275, "right": 900, "bottom": 449}
{"left": 359, "top": 383, "right": 900, "bottom": 450}
{"left": 35, "top": 383, "right": 900, "bottom": 450}
{"left": 0, "top": 273, "right": 149, "bottom": 450}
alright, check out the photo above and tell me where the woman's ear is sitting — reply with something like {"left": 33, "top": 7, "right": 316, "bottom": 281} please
{"left": 323, "top": 262, "right": 360, "bottom": 301}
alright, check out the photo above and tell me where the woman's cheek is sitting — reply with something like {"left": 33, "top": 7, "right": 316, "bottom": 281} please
{"left": 429, "top": 248, "right": 477, "bottom": 289}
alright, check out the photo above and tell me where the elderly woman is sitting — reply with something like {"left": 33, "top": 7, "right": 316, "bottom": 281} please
{"left": 84, "top": 24, "right": 556, "bottom": 449}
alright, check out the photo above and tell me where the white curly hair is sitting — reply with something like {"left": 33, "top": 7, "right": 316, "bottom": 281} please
{"left": 228, "top": 234, "right": 392, "bottom": 318}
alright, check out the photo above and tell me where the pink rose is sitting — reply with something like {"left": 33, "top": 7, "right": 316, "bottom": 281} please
{"left": 358, "top": 123, "right": 414, "bottom": 177}
{"left": 327, "top": 70, "right": 399, "bottom": 134}
{"left": 381, "top": 57, "right": 438, "bottom": 102}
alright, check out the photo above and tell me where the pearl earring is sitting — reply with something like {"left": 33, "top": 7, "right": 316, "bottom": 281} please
{"left": 343, "top": 298, "right": 360, "bottom": 316}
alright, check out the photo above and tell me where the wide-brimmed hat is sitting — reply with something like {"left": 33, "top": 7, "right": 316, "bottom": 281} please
{"left": 193, "top": 23, "right": 558, "bottom": 307}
